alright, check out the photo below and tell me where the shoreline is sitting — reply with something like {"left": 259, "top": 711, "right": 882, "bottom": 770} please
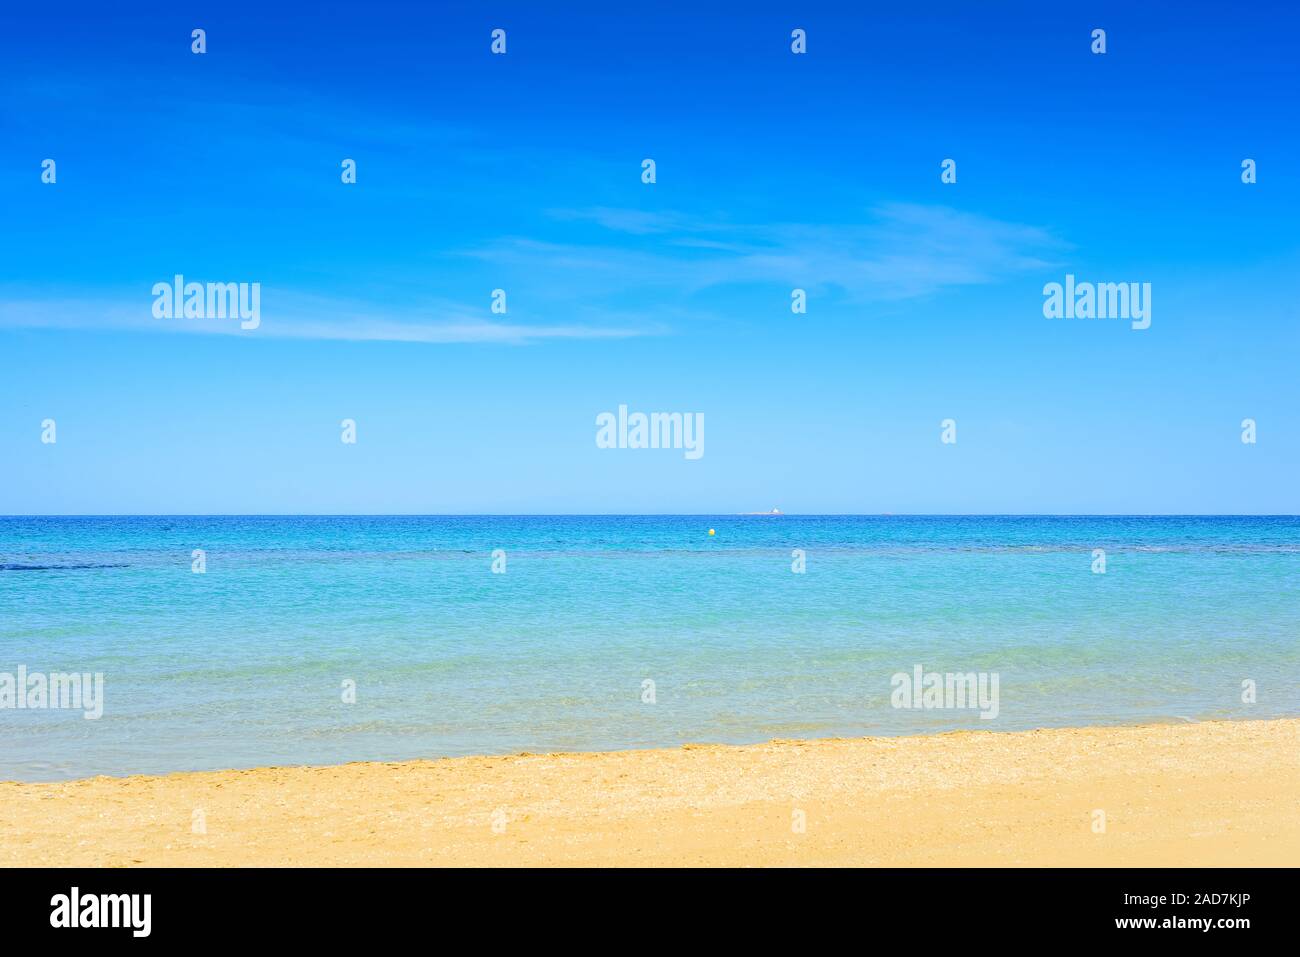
{"left": 3, "top": 718, "right": 1297, "bottom": 866}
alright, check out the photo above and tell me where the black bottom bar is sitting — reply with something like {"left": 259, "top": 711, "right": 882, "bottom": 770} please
{"left": 0, "top": 867, "right": 1291, "bottom": 943}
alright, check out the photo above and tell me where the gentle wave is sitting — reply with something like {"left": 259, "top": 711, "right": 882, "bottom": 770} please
{"left": 0, "top": 562, "right": 130, "bottom": 571}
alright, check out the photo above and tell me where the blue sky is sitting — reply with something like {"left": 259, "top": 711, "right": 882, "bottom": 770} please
{"left": 2, "top": 1, "right": 1297, "bottom": 513}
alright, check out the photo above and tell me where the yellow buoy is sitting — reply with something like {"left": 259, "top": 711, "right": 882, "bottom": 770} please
{"left": 708, "top": 528, "right": 715, "bottom": 536}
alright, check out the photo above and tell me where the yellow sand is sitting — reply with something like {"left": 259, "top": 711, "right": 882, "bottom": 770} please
{"left": 2, "top": 719, "right": 1296, "bottom": 867}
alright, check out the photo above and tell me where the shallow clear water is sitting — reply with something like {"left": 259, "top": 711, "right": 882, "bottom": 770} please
{"left": 1, "top": 515, "right": 1297, "bottom": 780}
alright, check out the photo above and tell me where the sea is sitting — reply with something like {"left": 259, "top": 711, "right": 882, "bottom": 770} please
{"left": 1, "top": 515, "right": 1297, "bottom": 780}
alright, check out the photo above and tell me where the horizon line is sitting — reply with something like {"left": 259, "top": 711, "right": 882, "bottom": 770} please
{"left": 3, "top": 513, "right": 1298, "bottom": 520}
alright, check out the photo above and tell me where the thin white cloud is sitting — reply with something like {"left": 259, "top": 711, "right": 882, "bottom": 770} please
{"left": 0, "top": 204, "right": 1065, "bottom": 343}
{"left": 538, "top": 202, "right": 1069, "bottom": 301}
{"left": 0, "top": 293, "right": 661, "bottom": 344}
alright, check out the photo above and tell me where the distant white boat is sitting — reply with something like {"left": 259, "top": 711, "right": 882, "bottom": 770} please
{"left": 740, "top": 508, "right": 783, "bottom": 515}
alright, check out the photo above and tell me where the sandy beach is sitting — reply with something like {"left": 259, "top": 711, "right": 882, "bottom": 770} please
{"left": 2, "top": 718, "right": 1296, "bottom": 867}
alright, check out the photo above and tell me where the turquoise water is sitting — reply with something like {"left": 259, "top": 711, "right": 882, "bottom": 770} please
{"left": 1, "top": 515, "right": 1298, "bottom": 781}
